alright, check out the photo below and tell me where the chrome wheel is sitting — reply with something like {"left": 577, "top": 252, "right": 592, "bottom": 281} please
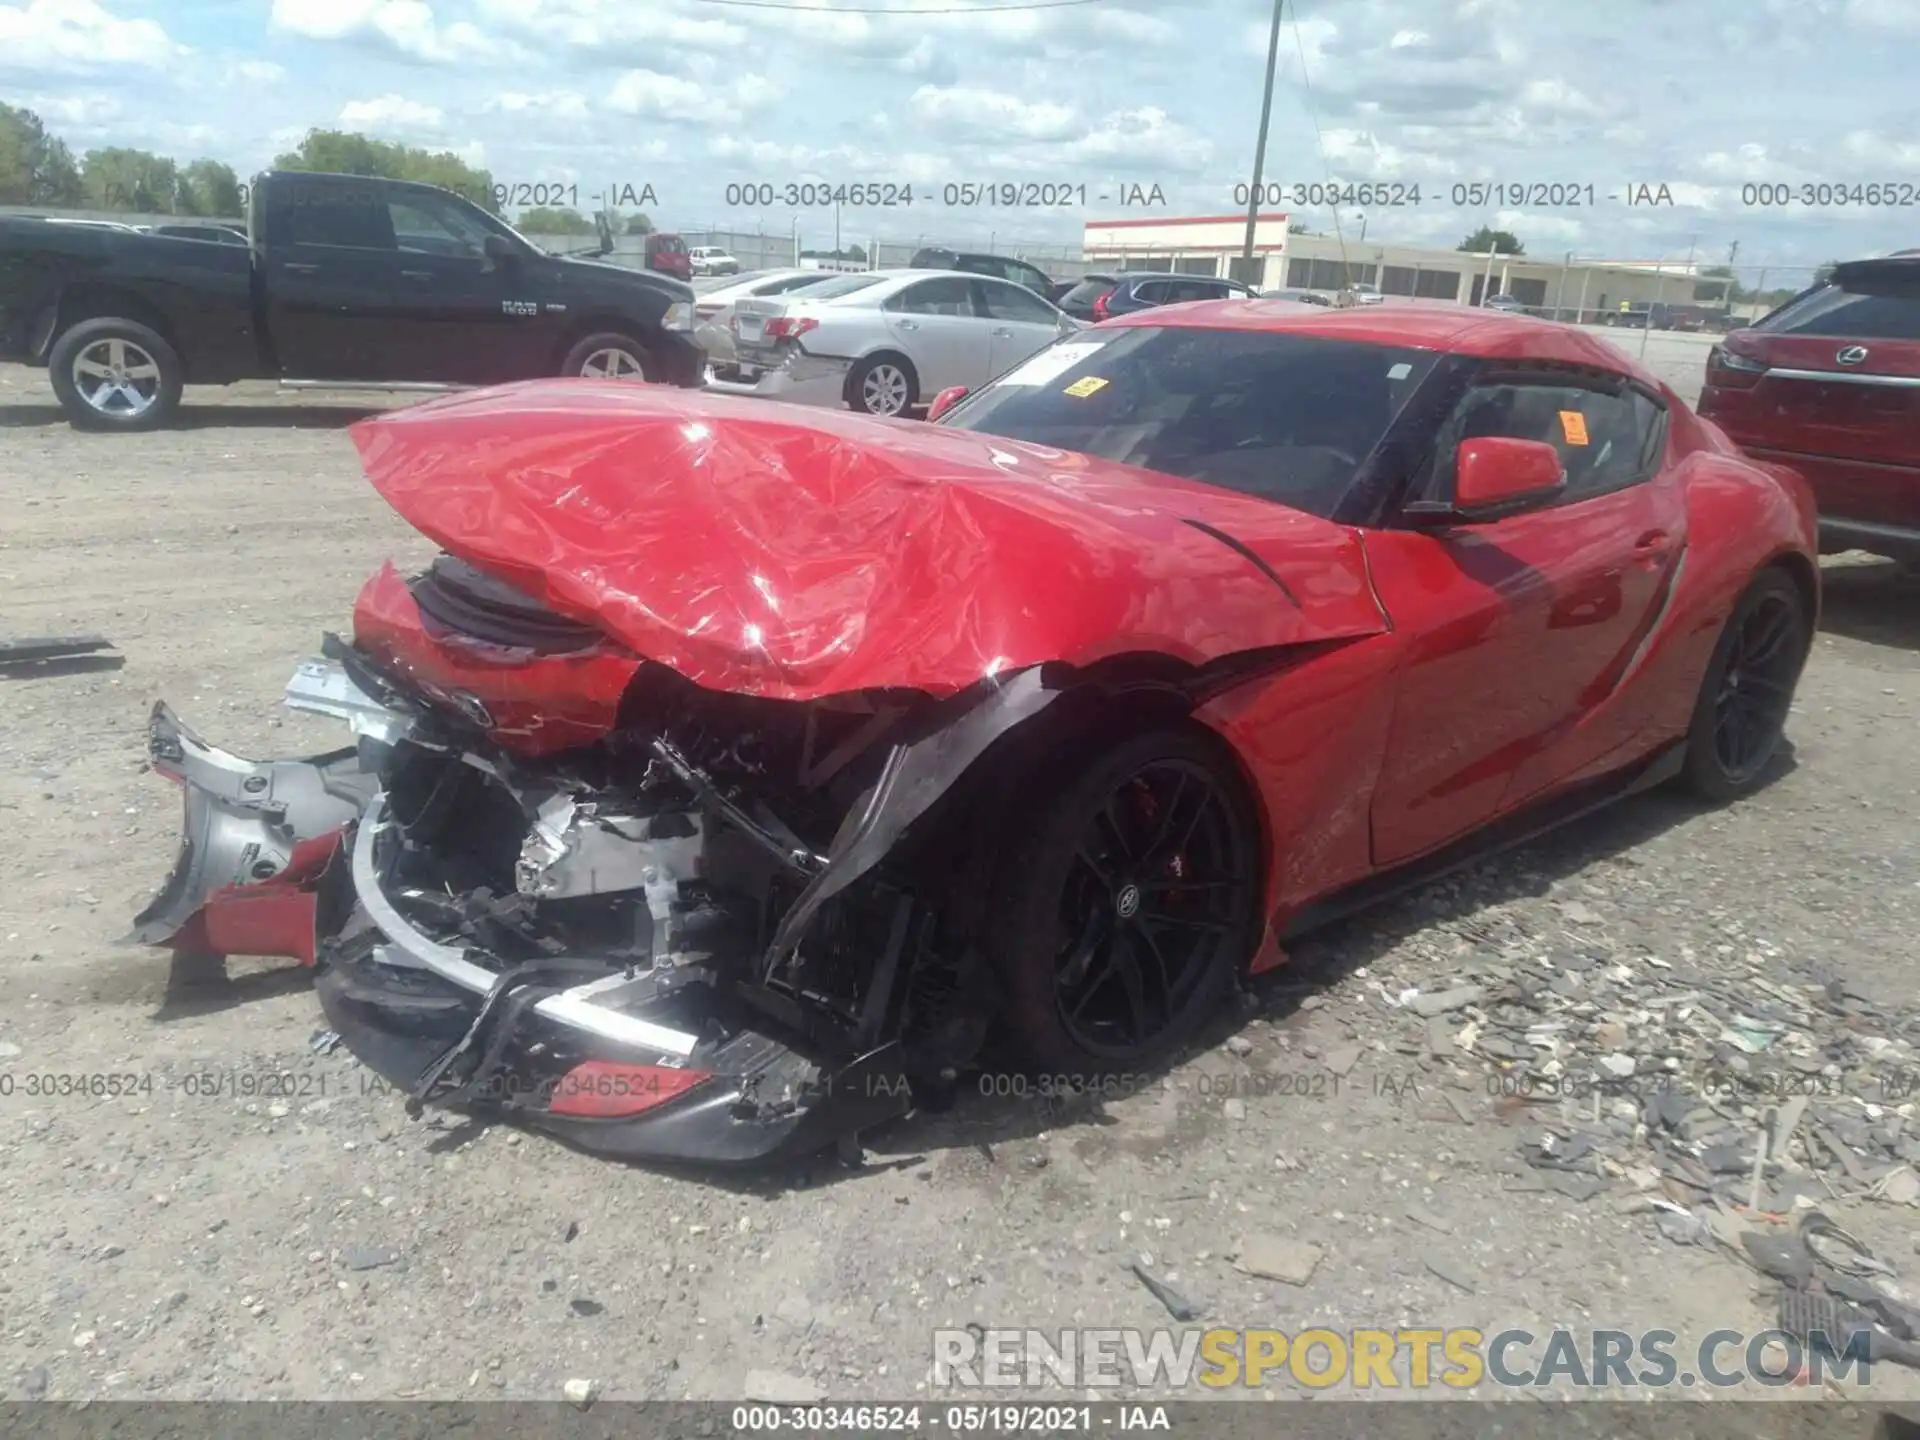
{"left": 72, "top": 337, "right": 162, "bottom": 419}
{"left": 859, "top": 362, "right": 910, "bottom": 416}
{"left": 578, "top": 347, "right": 646, "bottom": 380}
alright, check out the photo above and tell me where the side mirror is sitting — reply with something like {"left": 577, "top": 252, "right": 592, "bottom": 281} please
{"left": 926, "top": 385, "right": 970, "bottom": 422}
{"left": 1409, "top": 436, "right": 1566, "bottom": 524}
{"left": 484, "top": 233, "right": 518, "bottom": 265}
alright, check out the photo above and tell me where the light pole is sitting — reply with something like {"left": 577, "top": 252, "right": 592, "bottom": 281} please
{"left": 1356, "top": 213, "right": 1367, "bottom": 244}
{"left": 1241, "top": 0, "right": 1285, "bottom": 269}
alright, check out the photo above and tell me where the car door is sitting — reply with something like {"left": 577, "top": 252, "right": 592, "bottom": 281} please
{"left": 973, "top": 277, "right": 1066, "bottom": 380}
{"left": 880, "top": 276, "right": 993, "bottom": 391}
{"left": 383, "top": 191, "right": 550, "bottom": 384}
{"left": 260, "top": 178, "right": 409, "bottom": 380}
{"left": 1364, "top": 371, "right": 1683, "bottom": 866}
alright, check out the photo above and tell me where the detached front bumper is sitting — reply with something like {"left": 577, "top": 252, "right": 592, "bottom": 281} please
{"left": 128, "top": 665, "right": 917, "bottom": 1167}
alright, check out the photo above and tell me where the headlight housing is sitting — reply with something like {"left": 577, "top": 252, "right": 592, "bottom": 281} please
{"left": 662, "top": 302, "right": 693, "bottom": 332}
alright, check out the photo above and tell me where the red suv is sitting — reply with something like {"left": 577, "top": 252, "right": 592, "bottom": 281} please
{"left": 1698, "top": 253, "right": 1920, "bottom": 563}
{"left": 645, "top": 232, "right": 692, "bottom": 281}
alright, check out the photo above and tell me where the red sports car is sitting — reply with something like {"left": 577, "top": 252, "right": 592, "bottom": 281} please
{"left": 131, "top": 303, "right": 1818, "bottom": 1166}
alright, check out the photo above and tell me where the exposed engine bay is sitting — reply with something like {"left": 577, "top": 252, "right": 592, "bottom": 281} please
{"left": 131, "top": 554, "right": 1076, "bottom": 1163}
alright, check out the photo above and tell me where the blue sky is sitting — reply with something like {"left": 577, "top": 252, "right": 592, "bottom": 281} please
{"left": 4, "top": 0, "right": 1917, "bottom": 277}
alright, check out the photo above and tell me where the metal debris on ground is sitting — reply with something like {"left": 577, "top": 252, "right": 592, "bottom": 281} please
{"left": 1357, "top": 924, "right": 1920, "bottom": 1347}
{"left": 1129, "top": 1259, "right": 1202, "bottom": 1321}
{"left": 0, "top": 635, "right": 121, "bottom": 675}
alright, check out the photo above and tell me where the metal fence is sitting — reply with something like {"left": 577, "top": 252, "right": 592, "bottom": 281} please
{"left": 646, "top": 226, "right": 1101, "bottom": 282}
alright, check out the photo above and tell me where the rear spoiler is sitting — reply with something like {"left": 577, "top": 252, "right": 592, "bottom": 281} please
{"left": 1830, "top": 256, "right": 1920, "bottom": 294}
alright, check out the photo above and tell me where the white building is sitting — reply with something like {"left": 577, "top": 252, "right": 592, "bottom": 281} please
{"left": 1082, "top": 214, "right": 1711, "bottom": 321}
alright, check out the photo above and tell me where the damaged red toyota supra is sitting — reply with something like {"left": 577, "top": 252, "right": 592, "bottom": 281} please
{"left": 128, "top": 303, "right": 1819, "bottom": 1166}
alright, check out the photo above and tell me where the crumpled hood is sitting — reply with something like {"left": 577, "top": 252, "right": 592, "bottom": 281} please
{"left": 348, "top": 380, "right": 1388, "bottom": 700}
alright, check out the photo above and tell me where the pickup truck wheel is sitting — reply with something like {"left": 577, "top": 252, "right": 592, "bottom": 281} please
{"left": 563, "top": 333, "right": 650, "bottom": 382}
{"left": 49, "top": 318, "right": 183, "bottom": 431}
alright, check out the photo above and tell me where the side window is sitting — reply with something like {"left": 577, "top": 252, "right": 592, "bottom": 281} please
{"left": 976, "top": 279, "right": 1058, "bottom": 324}
{"left": 886, "top": 277, "right": 977, "bottom": 317}
{"left": 1131, "top": 280, "right": 1169, "bottom": 305}
{"left": 1422, "top": 379, "right": 1663, "bottom": 505}
{"left": 281, "top": 185, "right": 396, "bottom": 250}
{"left": 387, "top": 195, "right": 488, "bottom": 258}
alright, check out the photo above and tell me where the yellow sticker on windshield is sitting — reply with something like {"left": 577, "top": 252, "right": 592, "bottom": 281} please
{"left": 1063, "top": 375, "right": 1109, "bottom": 398}
{"left": 1558, "top": 410, "right": 1590, "bottom": 445}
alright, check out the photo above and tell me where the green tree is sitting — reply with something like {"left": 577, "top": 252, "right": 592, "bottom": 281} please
{"left": 271, "top": 129, "right": 496, "bottom": 211}
{"left": 81, "top": 147, "right": 182, "bottom": 213}
{"left": 0, "top": 104, "right": 83, "bottom": 205}
{"left": 1459, "top": 226, "right": 1524, "bottom": 256}
{"left": 622, "top": 212, "right": 654, "bottom": 235}
{"left": 514, "top": 206, "right": 596, "bottom": 234}
{"left": 179, "top": 159, "right": 245, "bottom": 218}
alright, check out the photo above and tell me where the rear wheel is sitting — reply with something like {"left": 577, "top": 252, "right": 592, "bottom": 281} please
{"left": 847, "top": 354, "right": 917, "bottom": 416}
{"left": 1680, "top": 568, "right": 1810, "bottom": 802}
{"left": 562, "top": 333, "right": 650, "bottom": 381}
{"left": 48, "top": 317, "right": 183, "bottom": 431}
{"left": 988, "top": 726, "right": 1263, "bottom": 1075}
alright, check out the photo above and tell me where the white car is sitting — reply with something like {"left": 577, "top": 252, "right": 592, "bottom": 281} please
{"left": 689, "top": 246, "right": 740, "bottom": 276}
{"left": 709, "top": 269, "right": 1078, "bottom": 416}
{"left": 694, "top": 269, "right": 872, "bottom": 368}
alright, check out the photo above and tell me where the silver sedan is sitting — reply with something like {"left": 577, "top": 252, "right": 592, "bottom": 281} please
{"left": 708, "top": 269, "right": 1079, "bottom": 416}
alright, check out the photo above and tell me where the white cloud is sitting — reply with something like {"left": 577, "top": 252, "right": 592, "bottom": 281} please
{"left": 0, "top": 0, "right": 180, "bottom": 71}
{"left": 339, "top": 94, "right": 446, "bottom": 131}
{"left": 231, "top": 59, "right": 289, "bottom": 85}
{"left": 270, "top": 0, "right": 499, "bottom": 64}
{"left": 488, "top": 90, "right": 592, "bottom": 124}
{"left": 908, "top": 86, "right": 1080, "bottom": 142}
{"left": 1518, "top": 78, "right": 1600, "bottom": 116}
{"left": 1845, "top": 0, "right": 1920, "bottom": 30}
{"left": 606, "top": 70, "right": 783, "bottom": 126}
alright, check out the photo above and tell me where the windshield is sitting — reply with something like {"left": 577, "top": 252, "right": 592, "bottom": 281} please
{"left": 942, "top": 326, "right": 1439, "bottom": 518}
{"left": 1753, "top": 280, "right": 1920, "bottom": 339}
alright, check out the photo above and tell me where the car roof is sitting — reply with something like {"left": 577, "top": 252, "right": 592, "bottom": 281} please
{"left": 1831, "top": 254, "right": 1920, "bottom": 288}
{"left": 1097, "top": 300, "right": 1663, "bottom": 384}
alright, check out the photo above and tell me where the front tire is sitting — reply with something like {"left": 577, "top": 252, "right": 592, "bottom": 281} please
{"left": 987, "top": 726, "right": 1263, "bottom": 1076}
{"left": 1680, "top": 568, "right": 1810, "bottom": 803}
{"left": 847, "top": 353, "right": 917, "bottom": 416}
{"left": 48, "top": 317, "right": 183, "bottom": 431}
{"left": 562, "top": 333, "right": 650, "bottom": 382}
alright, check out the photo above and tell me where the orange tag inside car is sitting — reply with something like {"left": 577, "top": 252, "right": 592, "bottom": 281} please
{"left": 1558, "top": 410, "right": 1590, "bottom": 445}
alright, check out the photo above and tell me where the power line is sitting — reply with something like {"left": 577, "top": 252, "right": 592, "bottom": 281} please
{"left": 685, "top": 0, "right": 1104, "bottom": 11}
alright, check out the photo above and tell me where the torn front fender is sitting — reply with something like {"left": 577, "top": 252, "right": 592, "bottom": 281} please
{"left": 347, "top": 382, "right": 1390, "bottom": 702}
{"left": 127, "top": 703, "right": 374, "bottom": 963}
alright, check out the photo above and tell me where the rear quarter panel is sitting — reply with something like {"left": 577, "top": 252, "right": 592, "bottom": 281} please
{"left": 0, "top": 225, "right": 259, "bottom": 380}
{"left": 1622, "top": 410, "right": 1818, "bottom": 746}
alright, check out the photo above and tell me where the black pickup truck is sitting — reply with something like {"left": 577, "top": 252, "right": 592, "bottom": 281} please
{"left": 0, "top": 170, "right": 704, "bottom": 430}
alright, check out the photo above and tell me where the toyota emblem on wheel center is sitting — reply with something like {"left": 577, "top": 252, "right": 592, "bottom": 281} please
{"left": 1115, "top": 883, "right": 1142, "bottom": 919}
{"left": 1836, "top": 345, "right": 1870, "bottom": 366}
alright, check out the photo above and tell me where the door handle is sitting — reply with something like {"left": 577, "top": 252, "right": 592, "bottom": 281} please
{"left": 992, "top": 327, "right": 1014, "bottom": 337}
{"left": 895, "top": 319, "right": 919, "bottom": 330}
{"left": 400, "top": 269, "right": 434, "bottom": 281}
{"left": 282, "top": 262, "right": 320, "bottom": 275}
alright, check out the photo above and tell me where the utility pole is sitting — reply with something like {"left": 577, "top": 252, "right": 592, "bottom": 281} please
{"left": 1556, "top": 250, "right": 1571, "bottom": 320}
{"left": 1724, "top": 239, "right": 1740, "bottom": 311}
{"left": 1241, "top": 0, "right": 1285, "bottom": 269}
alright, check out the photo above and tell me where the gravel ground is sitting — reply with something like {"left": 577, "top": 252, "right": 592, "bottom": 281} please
{"left": 1, "top": 337, "right": 1917, "bottom": 1407}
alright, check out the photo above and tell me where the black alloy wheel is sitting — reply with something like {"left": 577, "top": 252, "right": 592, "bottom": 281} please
{"left": 991, "top": 727, "right": 1262, "bottom": 1074}
{"left": 1682, "top": 568, "right": 1809, "bottom": 802}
